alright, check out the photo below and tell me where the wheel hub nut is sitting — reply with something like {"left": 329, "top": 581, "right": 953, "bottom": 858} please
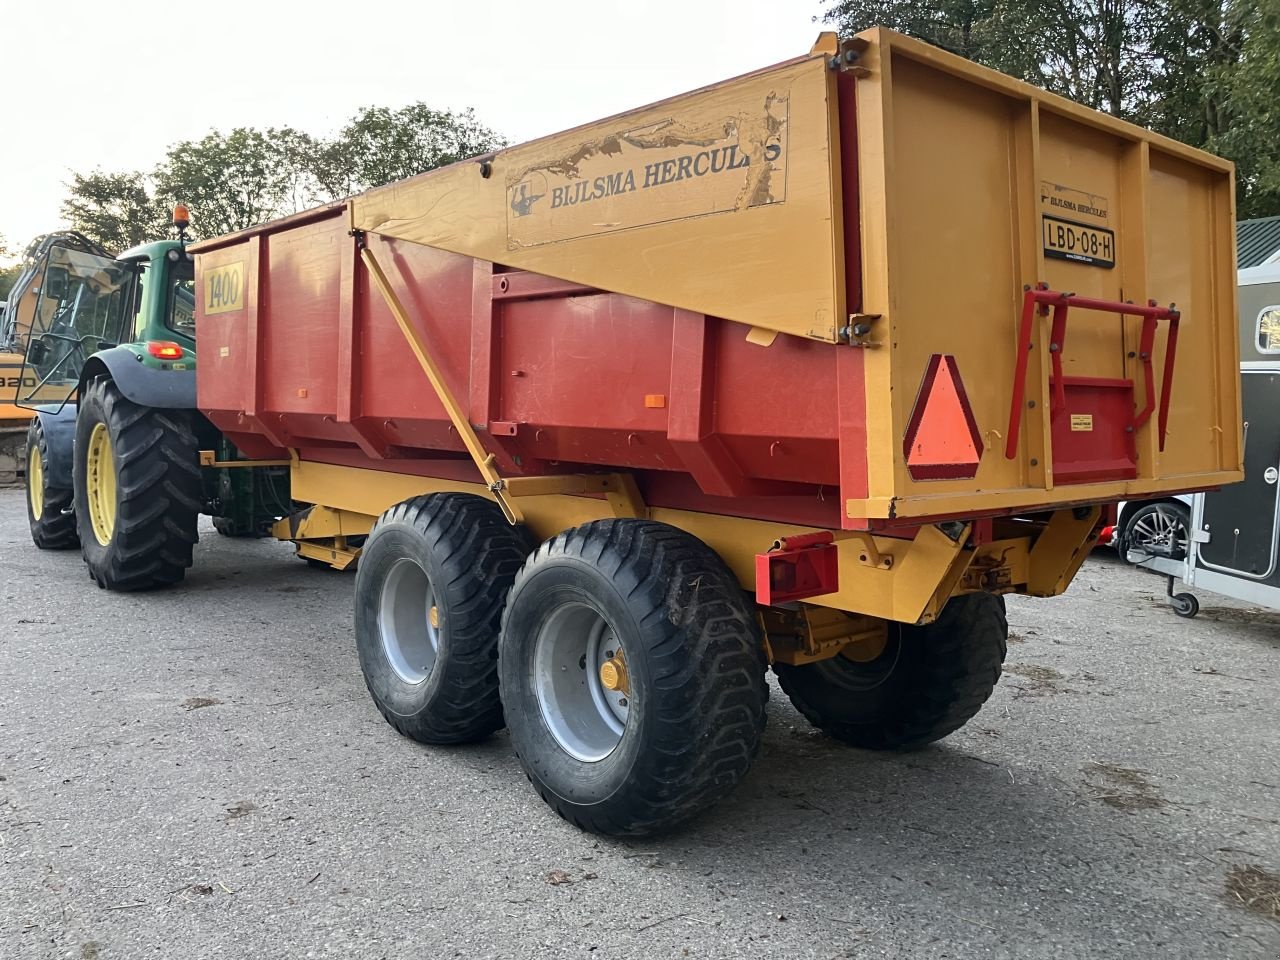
{"left": 599, "top": 656, "right": 629, "bottom": 694}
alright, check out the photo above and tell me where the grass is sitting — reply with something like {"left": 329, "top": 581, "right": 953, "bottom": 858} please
{"left": 1225, "top": 864, "right": 1280, "bottom": 923}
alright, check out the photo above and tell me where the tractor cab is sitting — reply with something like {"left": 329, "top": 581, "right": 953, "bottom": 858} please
{"left": 12, "top": 236, "right": 195, "bottom": 413}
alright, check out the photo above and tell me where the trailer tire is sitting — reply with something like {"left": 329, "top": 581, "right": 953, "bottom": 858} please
{"left": 499, "top": 520, "right": 768, "bottom": 837}
{"left": 25, "top": 418, "right": 79, "bottom": 550}
{"left": 774, "top": 592, "right": 1007, "bottom": 751}
{"left": 354, "top": 494, "right": 529, "bottom": 745}
{"left": 73, "top": 377, "right": 202, "bottom": 590}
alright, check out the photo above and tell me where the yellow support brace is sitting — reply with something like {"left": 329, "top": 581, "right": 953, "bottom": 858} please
{"left": 358, "top": 240, "right": 524, "bottom": 525}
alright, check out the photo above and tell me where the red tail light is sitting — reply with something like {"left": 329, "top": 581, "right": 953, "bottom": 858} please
{"left": 146, "top": 341, "right": 184, "bottom": 360}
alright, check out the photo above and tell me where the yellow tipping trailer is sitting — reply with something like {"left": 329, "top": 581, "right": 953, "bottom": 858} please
{"left": 181, "top": 28, "right": 1240, "bottom": 835}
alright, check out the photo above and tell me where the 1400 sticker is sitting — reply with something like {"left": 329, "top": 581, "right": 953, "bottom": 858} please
{"left": 1042, "top": 215, "right": 1115, "bottom": 268}
{"left": 204, "top": 261, "right": 246, "bottom": 315}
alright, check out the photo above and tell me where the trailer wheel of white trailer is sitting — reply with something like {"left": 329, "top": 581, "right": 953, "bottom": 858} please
{"left": 498, "top": 520, "right": 768, "bottom": 837}
{"left": 774, "top": 592, "right": 1007, "bottom": 750}
{"left": 74, "top": 378, "right": 202, "bottom": 590}
{"left": 25, "top": 418, "right": 78, "bottom": 550}
{"left": 354, "top": 494, "right": 530, "bottom": 744}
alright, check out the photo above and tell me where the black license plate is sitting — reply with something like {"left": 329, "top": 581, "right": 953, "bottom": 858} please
{"left": 1043, "top": 215, "right": 1115, "bottom": 268}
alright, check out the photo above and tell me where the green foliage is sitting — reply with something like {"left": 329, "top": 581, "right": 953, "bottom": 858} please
{"left": 60, "top": 104, "right": 505, "bottom": 247}
{"left": 0, "top": 232, "right": 14, "bottom": 301}
{"left": 0, "top": 264, "right": 19, "bottom": 301}
{"left": 822, "top": 0, "right": 1280, "bottom": 217}
{"left": 153, "top": 127, "right": 324, "bottom": 239}
{"left": 1204, "top": 0, "right": 1280, "bottom": 217}
{"left": 59, "top": 171, "right": 168, "bottom": 254}
{"left": 315, "top": 105, "right": 506, "bottom": 198}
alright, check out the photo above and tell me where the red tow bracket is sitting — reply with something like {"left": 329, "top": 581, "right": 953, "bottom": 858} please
{"left": 1006, "top": 284, "right": 1180, "bottom": 458}
{"left": 755, "top": 532, "right": 839, "bottom": 606}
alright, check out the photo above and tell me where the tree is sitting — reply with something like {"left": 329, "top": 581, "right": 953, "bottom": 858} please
{"left": 153, "top": 127, "right": 324, "bottom": 239}
{"left": 60, "top": 170, "right": 168, "bottom": 254}
{"left": 821, "top": 0, "right": 1280, "bottom": 217}
{"left": 58, "top": 104, "right": 506, "bottom": 244}
{"left": 314, "top": 104, "right": 506, "bottom": 198}
{"left": 1203, "top": 0, "right": 1280, "bottom": 217}
{"left": 823, "top": 0, "right": 1164, "bottom": 116}
{"left": 0, "top": 233, "right": 18, "bottom": 301}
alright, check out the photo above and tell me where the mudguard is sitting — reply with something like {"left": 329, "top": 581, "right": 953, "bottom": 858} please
{"left": 33, "top": 404, "right": 77, "bottom": 488}
{"left": 80, "top": 347, "right": 196, "bottom": 409}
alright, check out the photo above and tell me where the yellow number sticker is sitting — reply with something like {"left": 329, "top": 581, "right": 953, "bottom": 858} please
{"left": 204, "top": 261, "right": 246, "bottom": 316}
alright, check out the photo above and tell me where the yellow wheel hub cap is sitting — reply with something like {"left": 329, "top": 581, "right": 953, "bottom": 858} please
{"left": 28, "top": 445, "right": 44, "bottom": 517}
{"left": 599, "top": 654, "right": 630, "bottom": 695}
{"left": 840, "top": 631, "right": 889, "bottom": 663}
{"left": 85, "top": 422, "right": 118, "bottom": 546}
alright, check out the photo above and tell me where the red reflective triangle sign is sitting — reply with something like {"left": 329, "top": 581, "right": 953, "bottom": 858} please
{"left": 903, "top": 354, "right": 984, "bottom": 480}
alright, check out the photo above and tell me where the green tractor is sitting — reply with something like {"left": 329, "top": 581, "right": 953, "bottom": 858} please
{"left": 9, "top": 213, "right": 289, "bottom": 588}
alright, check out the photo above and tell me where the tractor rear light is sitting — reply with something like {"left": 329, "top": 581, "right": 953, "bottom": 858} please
{"left": 755, "top": 532, "right": 839, "bottom": 606}
{"left": 147, "top": 341, "right": 184, "bottom": 360}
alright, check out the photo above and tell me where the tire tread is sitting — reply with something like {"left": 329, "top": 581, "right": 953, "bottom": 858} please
{"left": 501, "top": 519, "right": 768, "bottom": 836}
{"left": 358, "top": 494, "right": 529, "bottom": 744}
{"left": 25, "top": 418, "right": 79, "bottom": 550}
{"left": 75, "top": 378, "right": 201, "bottom": 590}
{"left": 776, "top": 592, "right": 1007, "bottom": 751}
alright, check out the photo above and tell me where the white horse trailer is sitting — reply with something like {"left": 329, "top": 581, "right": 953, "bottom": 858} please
{"left": 1180, "top": 262, "right": 1280, "bottom": 615}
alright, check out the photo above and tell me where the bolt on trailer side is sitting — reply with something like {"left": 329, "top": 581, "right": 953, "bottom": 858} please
{"left": 187, "top": 28, "right": 1240, "bottom": 834}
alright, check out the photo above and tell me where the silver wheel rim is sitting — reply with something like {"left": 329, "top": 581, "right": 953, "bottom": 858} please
{"left": 533, "top": 602, "right": 629, "bottom": 762}
{"left": 1130, "top": 506, "right": 1188, "bottom": 556}
{"left": 378, "top": 558, "right": 439, "bottom": 684}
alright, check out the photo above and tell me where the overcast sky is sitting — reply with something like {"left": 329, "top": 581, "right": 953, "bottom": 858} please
{"left": 0, "top": 1, "right": 827, "bottom": 258}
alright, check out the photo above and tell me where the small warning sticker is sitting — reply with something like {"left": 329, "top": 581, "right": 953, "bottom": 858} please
{"left": 1070, "top": 414, "right": 1094, "bottom": 432}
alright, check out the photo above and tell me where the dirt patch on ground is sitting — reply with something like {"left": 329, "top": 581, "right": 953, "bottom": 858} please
{"left": 182, "top": 697, "right": 221, "bottom": 710}
{"left": 1083, "top": 762, "right": 1166, "bottom": 811}
{"left": 1004, "top": 662, "right": 1072, "bottom": 699}
{"left": 1224, "top": 864, "right": 1280, "bottom": 922}
{"left": 1199, "top": 606, "right": 1280, "bottom": 628}
{"left": 223, "top": 800, "right": 258, "bottom": 822}
{"left": 1005, "top": 663, "right": 1064, "bottom": 682}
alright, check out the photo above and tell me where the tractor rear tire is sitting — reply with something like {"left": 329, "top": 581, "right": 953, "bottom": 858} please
{"left": 499, "top": 520, "right": 768, "bottom": 837}
{"left": 73, "top": 377, "right": 202, "bottom": 590}
{"left": 354, "top": 494, "right": 530, "bottom": 745}
{"left": 25, "top": 418, "right": 79, "bottom": 550}
{"left": 774, "top": 592, "right": 1007, "bottom": 751}
{"left": 212, "top": 516, "right": 272, "bottom": 538}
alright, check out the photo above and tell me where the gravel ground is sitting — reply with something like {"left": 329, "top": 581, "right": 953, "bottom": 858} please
{"left": 1, "top": 487, "right": 1278, "bottom": 959}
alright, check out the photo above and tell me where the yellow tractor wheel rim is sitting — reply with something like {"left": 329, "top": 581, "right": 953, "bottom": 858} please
{"left": 86, "top": 422, "right": 118, "bottom": 546}
{"left": 28, "top": 445, "right": 44, "bottom": 517}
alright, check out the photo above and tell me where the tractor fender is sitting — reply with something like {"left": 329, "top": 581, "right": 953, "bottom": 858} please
{"left": 80, "top": 347, "right": 196, "bottom": 409}
{"left": 33, "top": 404, "right": 78, "bottom": 488}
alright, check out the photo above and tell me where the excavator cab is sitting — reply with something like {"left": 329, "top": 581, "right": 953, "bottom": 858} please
{"left": 13, "top": 242, "right": 139, "bottom": 411}
{"left": 1, "top": 232, "right": 140, "bottom": 414}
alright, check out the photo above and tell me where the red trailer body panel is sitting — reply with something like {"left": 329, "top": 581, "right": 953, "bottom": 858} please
{"left": 198, "top": 213, "right": 858, "bottom": 530}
